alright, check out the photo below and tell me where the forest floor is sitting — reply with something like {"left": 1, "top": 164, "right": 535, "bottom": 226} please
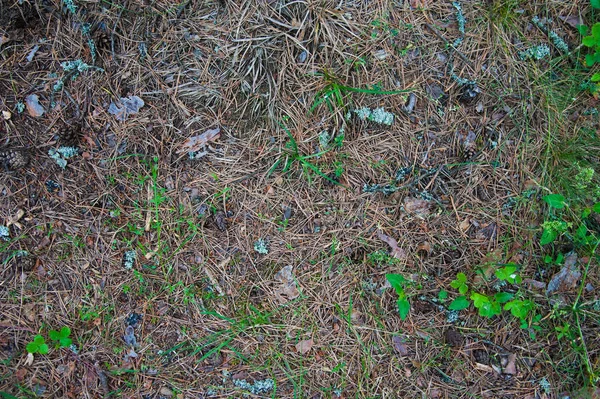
{"left": 1, "top": 0, "right": 600, "bottom": 398}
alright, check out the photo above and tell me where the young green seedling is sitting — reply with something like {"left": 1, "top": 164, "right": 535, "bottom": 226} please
{"left": 26, "top": 335, "right": 49, "bottom": 355}
{"left": 386, "top": 274, "right": 410, "bottom": 320}
{"left": 49, "top": 326, "right": 72, "bottom": 348}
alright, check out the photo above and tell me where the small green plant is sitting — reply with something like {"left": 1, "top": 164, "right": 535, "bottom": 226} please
{"left": 450, "top": 272, "right": 468, "bottom": 294}
{"left": 49, "top": 326, "right": 72, "bottom": 348}
{"left": 448, "top": 266, "right": 536, "bottom": 322}
{"left": 26, "top": 335, "right": 49, "bottom": 355}
{"left": 582, "top": 1, "right": 600, "bottom": 66}
{"left": 386, "top": 274, "right": 411, "bottom": 320}
{"left": 268, "top": 119, "right": 341, "bottom": 186}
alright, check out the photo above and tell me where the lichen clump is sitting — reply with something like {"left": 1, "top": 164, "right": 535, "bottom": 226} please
{"left": 233, "top": 378, "right": 275, "bottom": 395}
{"left": 123, "top": 250, "right": 137, "bottom": 269}
{"left": 48, "top": 146, "right": 79, "bottom": 169}
{"left": 519, "top": 44, "right": 550, "bottom": 61}
{"left": 353, "top": 107, "right": 395, "bottom": 126}
{"left": 253, "top": 238, "right": 269, "bottom": 254}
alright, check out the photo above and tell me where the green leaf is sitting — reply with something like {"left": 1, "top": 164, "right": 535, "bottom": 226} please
{"left": 494, "top": 292, "right": 514, "bottom": 304}
{"left": 49, "top": 330, "right": 61, "bottom": 341}
{"left": 579, "top": 24, "right": 589, "bottom": 35}
{"left": 592, "top": 73, "right": 600, "bottom": 83}
{"left": 543, "top": 194, "right": 566, "bottom": 209}
{"left": 26, "top": 342, "right": 39, "bottom": 354}
{"left": 592, "top": 23, "right": 600, "bottom": 37}
{"left": 0, "top": 391, "right": 20, "bottom": 399}
{"left": 386, "top": 274, "right": 406, "bottom": 294}
{"left": 540, "top": 228, "right": 558, "bottom": 245}
{"left": 586, "top": 53, "right": 596, "bottom": 66}
{"left": 438, "top": 290, "right": 448, "bottom": 300}
{"left": 470, "top": 292, "right": 488, "bottom": 308}
{"left": 593, "top": 0, "right": 600, "bottom": 9}
{"left": 60, "top": 326, "right": 71, "bottom": 338}
{"left": 60, "top": 338, "right": 73, "bottom": 347}
{"left": 459, "top": 284, "right": 468, "bottom": 295}
{"left": 593, "top": 202, "right": 600, "bottom": 213}
{"left": 583, "top": 35, "right": 597, "bottom": 47}
{"left": 33, "top": 335, "right": 45, "bottom": 345}
{"left": 456, "top": 272, "right": 467, "bottom": 283}
{"left": 576, "top": 224, "right": 588, "bottom": 239}
{"left": 449, "top": 296, "right": 470, "bottom": 310}
{"left": 397, "top": 298, "right": 410, "bottom": 320}
{"left": 38, "top": 344, "right": 49, "bottom": 355}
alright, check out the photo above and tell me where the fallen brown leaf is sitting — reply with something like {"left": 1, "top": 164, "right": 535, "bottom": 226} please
{"left": 274, "top": 265, "right": 300, "bottom": 303}
{"left": 559, "top": 14, "right": 584, "bottom": 29}
{"left": 177, "top": 127, "right": 220, "bottom": 154}
{"left": 547, "top": 252, "right": 581, "bottom": 295}
{"left": 392, "top": 336, "right": 408, "bottom": 357}
{"left": 295, "top": 338, "right": 314, "bottom": 355}
{"left": 403, "top": 197, "right": 431, "bottom": 218}
{"left": 502, "top": 353, "right": 517, "bottom": 375}
{"left": 377, "top": 230, "right": 406, "bottom": 260}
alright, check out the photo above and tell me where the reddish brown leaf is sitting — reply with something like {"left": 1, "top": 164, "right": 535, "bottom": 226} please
{"left": 295, "top": 338, "right": 314, "bottom": 355}
{"left": 177, "top": 127, "right": 220, "bottom": 154}
{"left": 376, "top": 231, "right": 406, "bottom": 260}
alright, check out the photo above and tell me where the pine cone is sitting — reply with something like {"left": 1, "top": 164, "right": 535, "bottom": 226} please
{"left": 0, "top": 148, "right": 30, "bottom": 170}
{"left": 56, "top": 122, "right": 81, "bottom": 146}
{"left": 462, "top": 142, "right": 478, "bottom": 160}
{"left": 94, "top": 30, "right": 111, "bottom": 51}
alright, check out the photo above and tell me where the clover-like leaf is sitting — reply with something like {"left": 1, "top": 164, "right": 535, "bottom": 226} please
{"left": 60, "top": 326, "right": 71, "bottom": 338}
{"left": 49, "top": 330, "right": 61, "bottom": 341}
{"left": 38, "top": 343, "right": 49, "bottom": 355}
{"left": 26, "top": 342, "right": 39, "bottom": 354}
{"left": 449, "top": 296, "right": 470, "bottom": 311}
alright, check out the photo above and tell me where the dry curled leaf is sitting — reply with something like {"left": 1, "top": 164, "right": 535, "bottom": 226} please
{"left": 547, "top": 252, "right": 581, "bottom": 295}
{"left": 25, "top": 94, "right": 45, "bottom": 117}
{"left": 502, "top": 353, "right": 517, "bottom": 375}
{"left": 377, "top": 230, "right": 406, "bottom": 260}
{"left": 403, "top": 197, "right": 431, "bottom": 218}
{"left": 274, "top": 265, "right": 300, "bottom": 303}
{"left": 177, "top": 127, "right": 220, "bottom": 154}
{"left": 295, "top": 338, "right": 314, "bottom": 355}
{"left": 392, "top": 336, "right": 408, "bottom": 357}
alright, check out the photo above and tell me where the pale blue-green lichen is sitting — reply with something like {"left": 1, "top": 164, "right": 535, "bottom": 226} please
{"left": 123, "top": 250, "right": 137, "bottom": 269}
{"left": 232, "top": 378, "right": 275, "bottom": 395}
{"left": 49, "top": 146, "right": 79, "bottom": 169}
{"left": 452, "top": 1, "right": 465, "bottom": 47}
{"left": 15, "top": 102, "right": 25, "bottom": 113}
{"left": 353, "top": 107, "right": 395, "bottom": 126}
{"left": 64, "top": 0, "right": 77, "bottom": 14}
{"left": 0, "top": 226, "right": 10, "bottom": 241}
{"left": 253, "top": 238, "right": 269, "bottom": 254}
{"left": 319, "top": 130, "right": 331, "bottom": 149}
{"left": 531, "top": 16, "right": 569, "bottom": 53}
{"left": 362, "top": 184, "right": 398, "bottom": 195}
{"left": 519, "top": 44, "right": 550, "bottom": 61}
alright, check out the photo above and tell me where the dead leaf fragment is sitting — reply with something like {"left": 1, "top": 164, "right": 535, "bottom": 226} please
{"left": 559, "top": 14, "right": 584, "bottom": 30}
{"left": 295, "top": 338, "right": 314, "bottom": 355}
{"left": 392, "top": 336, "right": 408, "bottom": 357}
{"left": 273, "top": 265, "right": 300, "bottom": 303}
{"left": 177, "top": 127, "right": 220, "bottom": 154}
{"left": 546, "top": 252, "right": 581, "bottom": 296}
{"left": 25, "top": 94, "right": 45, "bottom": 117}
{"left": 459, "top": 218, "right": 470, "bottom": 232}
{"left": 377, "top": 230, "right": 406, "bottom": 260}
{"left": 403, "top": 197, "right": 431, "bottom": 218}
{"left": 502, "top": 353, "right": 517, "bottom": 375}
